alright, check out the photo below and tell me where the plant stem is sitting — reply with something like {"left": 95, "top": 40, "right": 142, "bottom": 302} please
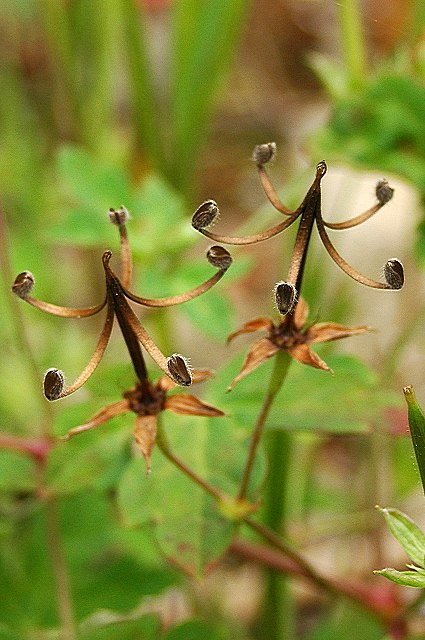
{"left": 156, "top": 419, "right": 224, "bottom": 500}
{"left": 338, "top": 0, "right": 366, "bottom": 91}
{"left": 45, "top": 496, "right": 78, "bottom": 640}
{"left": 238, "top": 350, "right": 291, "bottom": 500}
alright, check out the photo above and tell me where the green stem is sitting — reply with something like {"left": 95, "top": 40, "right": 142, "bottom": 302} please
{"left": 156, "top": 418, "right": 224, "bottom": 501}
{"left": 238, "top": 351, "right": 291, "bottom": 500}
{"left": 338, "top": 0, "right": 366, "bottom": 91}
{"left": 45, "top": 496, "right": 77, "bottom": 640}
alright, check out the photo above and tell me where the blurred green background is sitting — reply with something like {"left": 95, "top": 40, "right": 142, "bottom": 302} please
{"left": 2, "top": 1, "right": 425, "bottom": 638}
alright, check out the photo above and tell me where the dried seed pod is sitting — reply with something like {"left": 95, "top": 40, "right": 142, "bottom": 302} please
{"left": 383, "top": 259, "right": 404, "bottom": 289}
{"left": 192, "top": 200, "right": 219, "bottom": 230}
{"left": 206, "top": 246, "right": 232, "bottom": 271}
{"left": 274, "top": 281, "right": 297, "bottom": 315}
{"left": 12, "top": 271, "right": 35, "bottom": 299}
{"left": 44, "top": 368, "right": 65, "bottom": 401}
{"left": 167, "top": 354, "right": 192, "bottom": 386}
{"left": 252, "top": 142, "right": 276, "bottom": 166}
{"left": 376, "top": 180, "right": 394, "bottom": 205}
{"left": 108, "top": 205, "right": 129, "bottom": 225}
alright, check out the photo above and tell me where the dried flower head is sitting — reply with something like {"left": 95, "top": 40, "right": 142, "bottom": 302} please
{"left": 227, "top": 298, "right": 369, "bottom": 390}
{"left": 192, "top": 144, "right": 404, "bottom": 315}
{"left": 12, "top": 208, "right": 233, "bottom": 398}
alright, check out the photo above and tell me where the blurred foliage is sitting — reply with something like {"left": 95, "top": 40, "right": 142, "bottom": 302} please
{"left": 1, "top": 1, "right": 425, "bottom": 639}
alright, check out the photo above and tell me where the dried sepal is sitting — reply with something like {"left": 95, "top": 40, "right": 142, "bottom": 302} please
{"left": 289, "top": 343, "right": 333, "bottom": 372}
{"left": 227, "top": 338, "right": 279, "bottom": 391}
{"left": 376, "top": 179, "right": 394, "bottom": 205}
{"left": 306, "top": 322, "right": 369, "bottom": 344}
{"left": 253, "top": 142, "right": 276, "bottom": 166}
{"left": 133, "top": 414, "right": 157, "bottom": 475}
{"left": 227, "top": 317, "right": 274, "bottom": 343}
{"left": 274, "top": 281, "right": 297, "bottom": 315}
{"left": 44, "top": 368, "right": 65, "bottom": 401}
{"left": 192, "top": 200, "right": 219, "bottom": 230}
{"left": 12, "top": 271, "right": 35, "bottom": 299}
{"left": 383, "top": 259, "right": 404, "bottom": 289}
{"left": 165, "top": 393, "right": 225, "bottom": 417}
{"left": 167, "top": 353, "right": 192, "bottom": 386}
{"left": 207, "top": 245, "right": 232, "bottom": 271}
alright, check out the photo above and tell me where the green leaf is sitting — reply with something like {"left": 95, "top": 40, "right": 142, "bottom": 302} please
{"left": 46, "top": 427, "right": 130, "bottom": 495}
{"left": 80, "top": 613, "right": 160, "bottom": 640}
{"left": 404, "top": 385, "right": 425, "bottom": 495}
{"left": 210, "top": 354, "right": 399, "bottom": 434}
{"left": 181, "top": 290, "right": 234, "bottom": 341}
{"left": 170, "top": 0, "right": 248, "bottom": 192}
{"left": 164, "top": 619, "right": 230, "bottom": 640}
{"left": 374, "top": 567, "right": 425, "bottom": 588}
{"left": 57, "top": 145, "right": 134, "bottom": 212}
{"left": 377, "top": 507, "right": 425, "bottom": 567}
{"left": 0, "top": 452, "right": 36, "bottom": 492}
{"left": 117, "top": 412, "right": 244, "bottom": 577}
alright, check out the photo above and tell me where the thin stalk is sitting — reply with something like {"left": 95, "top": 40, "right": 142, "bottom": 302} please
{"left": 156, "top": 419, "right": 224, "bottom": 501}
{"left": 337, "top": 0, "right": 366, "bottom": 91}
{"left": 238, "top": 350, "right": 291, "bottom": 500}
{"left": 45, "top": 496, "right": 77, "bottom": 640}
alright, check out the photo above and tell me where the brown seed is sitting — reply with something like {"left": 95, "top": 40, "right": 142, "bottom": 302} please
{"left": 252, "top": 142, "right": 276, "bottom": 166}
{"left": 274, "top": 281, "right": 297, "bottom": 315}
{"left": 12, "top": 271, "right": 35, "bottom": 299}
{"left": 206, "top": 246, "right": 232, "bottom": 271}
{"left": 376, "top": 179, "right": 394, "bottom": 205}
{"left": 192, "top": 200, "right": 219, "bottom": 230}
{"left": 44, "top": 368, "right": 65, "bottom": 401}
{"left": 384, "top": 259, "right": 404, "bottom": 289}
{"left": 167, "top": 354, "right": 192, "bottom": 386}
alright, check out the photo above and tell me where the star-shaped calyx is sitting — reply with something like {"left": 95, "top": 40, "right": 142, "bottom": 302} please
{"left": 227, "top": 298, "right": 369, "bottom": 391}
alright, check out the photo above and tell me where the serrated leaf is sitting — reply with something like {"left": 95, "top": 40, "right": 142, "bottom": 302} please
{"left": 378, "top": 507, "right": 425, "bottom": 568}
{"left": 374, "top": 567, "right": 425, "bottom": 588}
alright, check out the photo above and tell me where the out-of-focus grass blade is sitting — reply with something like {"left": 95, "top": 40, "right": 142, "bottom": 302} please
{"left": 170, "top": 0, "right": 248, "bottom": 194}
{"left": 404, "top": 385, "right": 425, "bottom": 495}
{"left": 121, "top": 0, "right": 164, "bottom": 170}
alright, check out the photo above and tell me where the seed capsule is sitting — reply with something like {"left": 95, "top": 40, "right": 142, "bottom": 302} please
{"left": 12, "top": 271, "right": 35, "bottom": 299}
{"left": 384, "top": 259, "right": 404, "bottom": 289}
{"left": 376, "top": 179, "right": 394, "bottom": 205}
{"left": 252, "top": 142, "right": 276, "bottom": 166}
{"left": 192, "top": 200, "right": 219, "bottom": 230}
{"left": 44, "top": 368, "right": 65, "bottom": 401}
{"left": 274, "top": 281, "right": 297, "bottom": 315}
{"left": 167, "top": 354, "right": 192, "bottom": 386}
{"left": 206, "top": 246, "right": 232, "bottom": 271}
{"left": 108, "top": 205, "right": 129, "bottom": 225}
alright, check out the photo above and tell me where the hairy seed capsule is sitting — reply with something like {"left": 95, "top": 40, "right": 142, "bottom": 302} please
{"left": 206, "top": 246, "right": 232, "bottom": 271}
{"left": 12, "top": 271, "right": 35, "bottom": 299}
{"left": 108, "top": 205, "right": 129, "bottom": 225}
{"left": 44, "top": 368, "right": 65, "bottom": 401}
{"left": 376, "top": 179, "right": 394, "bottom": 205}
{"left": 192, "top": 200, "right": 219, "bottom": 230}
{"left": 252, "top": 142, "right": 276, "bottom": 166}
{"left": 274, "top": 281, "right": 297, "bottom": 315}
{"left": 167, "top": 354, "right": 192, "bottom": 386}
{"left": 383, "top": 259, "right": 404, "bottom": 289}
